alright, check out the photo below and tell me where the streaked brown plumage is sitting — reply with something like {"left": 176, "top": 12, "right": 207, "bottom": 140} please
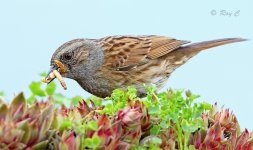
{"left": 44, "top": 35, "right": 247, "bottom": 98}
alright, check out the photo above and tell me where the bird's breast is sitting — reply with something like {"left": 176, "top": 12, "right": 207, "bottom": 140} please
{"left": 76, "top": 75, "right": 114, "bottom": 98}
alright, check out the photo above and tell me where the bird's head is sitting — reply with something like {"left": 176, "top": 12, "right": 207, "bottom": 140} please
{"left": 45, "top": 39, "right": 93, "bottom": 84}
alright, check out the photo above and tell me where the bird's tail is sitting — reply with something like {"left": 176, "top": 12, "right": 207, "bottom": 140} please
{"left": 181, "top": 38, "right": 247, "bottom": 53}
{"left": 166, "top": 38, "right": 247, "bottom": 71}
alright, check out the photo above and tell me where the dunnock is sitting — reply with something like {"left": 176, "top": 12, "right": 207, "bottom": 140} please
{"left": 43, "top": 35, "right": 246, "bottom": 98}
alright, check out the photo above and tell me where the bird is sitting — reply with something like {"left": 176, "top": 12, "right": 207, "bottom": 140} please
{"left": 44, "top": 35, "right": 247, "bottom": 98}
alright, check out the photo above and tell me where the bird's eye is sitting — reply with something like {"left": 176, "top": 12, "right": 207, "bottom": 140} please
{"left": 63, "top": 52, "right": 73, "bottom": 61}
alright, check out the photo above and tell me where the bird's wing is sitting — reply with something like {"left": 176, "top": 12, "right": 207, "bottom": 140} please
{"left": 98, "top": 35, "right": 189, "bottom": 71}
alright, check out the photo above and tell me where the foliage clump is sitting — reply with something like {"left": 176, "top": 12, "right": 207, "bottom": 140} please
{"left": 0, "top": 78, "right": 252, "bottom": 150}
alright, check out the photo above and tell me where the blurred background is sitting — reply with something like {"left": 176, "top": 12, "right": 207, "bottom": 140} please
{"left": 0, "top": 0, "right": 252, "bottom": 130}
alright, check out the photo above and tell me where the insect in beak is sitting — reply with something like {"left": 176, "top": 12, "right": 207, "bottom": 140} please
{"left": 41, "top": 60, "right": 67, "bottom": 90}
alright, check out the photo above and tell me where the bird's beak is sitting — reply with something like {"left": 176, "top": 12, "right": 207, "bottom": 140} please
{"left": 41, "top": 60, "right": 67, "bottom": 90}
{"left": 44, "top": 65, "right": 58, "bottom": 84}
{"left": 46, "top": 60, "right": 66, "bottom": 81}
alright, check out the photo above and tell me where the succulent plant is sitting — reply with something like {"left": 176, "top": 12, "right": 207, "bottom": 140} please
{"left": 189, "top": 103, "right": 253, "bottom": 150}
{"left": 0, "top": 93, "right": 54, "bottom": 149}
{"left": 0, "top": 81, "right": 252, "bottom": 150}
{"left": 0, "top": 93, "right": 81, "bottom": 150}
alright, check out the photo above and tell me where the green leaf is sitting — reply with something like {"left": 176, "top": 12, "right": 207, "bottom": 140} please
{"left": 93, "top": 97, "right": 103, "bottom": 106}
{"left": 71, "top": 95, "right": 83, "bottom": 106}
{"left": 149, "top": 146, "right": 161, "bottom": 150}
{"left": 91, "top": 135, "right": 101, "bottom": 147}
{"left": 150, "top": 125, "right": 160, "bottom": 135}
{"left": 110, "top": 88, "right": 128, "bottom": 103}
{"left": 45, "top": 82, "right": 56, "bottom": 95}
{"left": 40, "top": 72, "right": 47, "bottom": 77}
{"left": 59, "top": 117, "right": 72, "bottom": 131}
{"left": 84, "top": 138, "right": 92, "bottom": 147}
{"left": 187, "top": 92, "right": 200, "bottom": 104}
{"left": 53, "top": 93, "right": 70, "bottom": 106}
{"left": 143, "top": 136, "right": 162, "bottom": 146}
{"left": 159, "top": 120, "right": 169, "bottom": 129}
{"left": 148, "top": 106, "right": 160, "bottom": 115}
{"left": 100, "top": 103, "right": 114, "bottom": 114}
{"left": 145, "top": 84, "right": 157, "bottom": 94}
{"left": 181, "top": 119, "right": 191, "bottom": 132}
{"left": 86, "top": 120, "right": 98, "bottom": 131}
{"left": 182, "top": 107, "right": 192, "bottom": 119}
{"left": 127, "top": 86, "right": 137, "bottom": 99}
{"left": 181, "top": 119, "right": 201, "bottom": 133}
{"left": 83, "top": 135, "right": 101, "bottom": 148}
{"left": 189, "top": 145, "right": 196, "bottom": 150}
{"left": 200, "top": 101, "right": 212, "bottom": 110}
{"left": 167, "top": 112, "right": 178, "bottom": 122}
{"left": 0, "top": 91, "right": 4, "bottom": 97}
{"left": 27, "top": 94, "right": 35, "bottom": 105}
{"left": 29, "top": 81, "right": 46, "bottom": 97}
{"left": 194, "top": 117, "right": 205, "bottom": 129}
{"left": 132, "top": 146, "right": 146, "bottom": 150}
